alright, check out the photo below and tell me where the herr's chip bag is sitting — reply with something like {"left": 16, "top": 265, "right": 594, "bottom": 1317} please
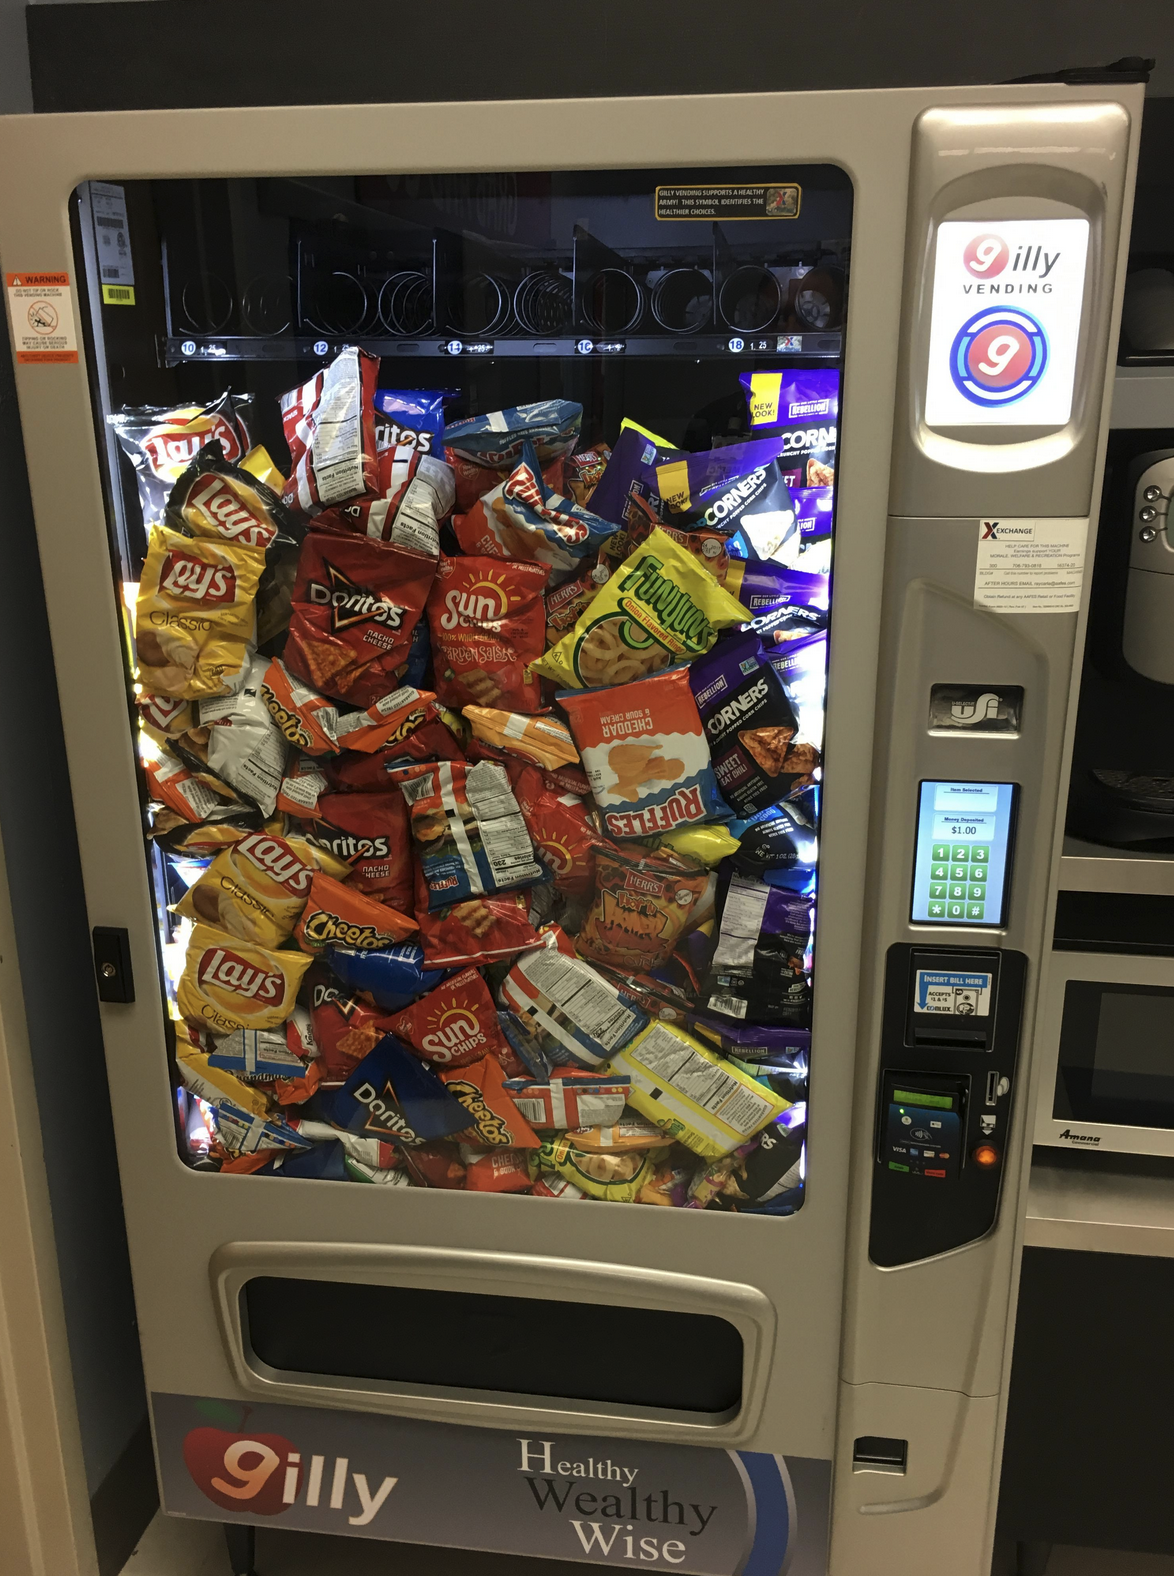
{"left": 387, "top": 967, "right": 509, "bottom": 1069}
{"left": 111, "top": 392, "right": 254, "bottom": 531}
{"left": 454, "top": 440, "right": 617, "bottom": 573}
{"left": 533, "top": 528, "right": 745, "bottom": 690}
{"left": 391, "top": 759, "right": 545, "bottom": 911}
{"left": 498, "top": 926, "right": 648, "bottom": 1072}
{"left": 607, "top": 1021, "right": 789, "bottom": 1159}
{"left": 293, "top": 871, "right": 416, "bottom": 954}
{"left": 706, "top": 876, "right": 814, "bottom": 1025}
{"left": 739, "top": 367, "right": 838, "bottom": 489}
{"left": 300, "top": 790, "right": 412, "bottom": 911}
{"left": 284, "top": 532, "right": 436, "bottom": 706}
{"left": 427, "top": 554, "right": 548, "bottom": 713}
{"left": 174, "top": 829, "right": 315, "bottom": 945}
{"left": 578, "top": 843, "right": 714, "bottom": 973}
{"left": 280, "top": 346, "right": 380, "bottom": 517}
{"left": 561, "top": 665, "right": 723, "bottom": 839}
{"left": 178, "top": 924, "right": 311, "bottom": 1035}
{"left": 134, "top": 526, "right": 264, "bottom": 700}
{"left": 690, "top": 630, "right": 814, "bottom": 819}
{"left": 166, "top": 443, "right": 299, "bottom": 552}
{"left": 564, "top": 445, "right": 611, "bottom": 507}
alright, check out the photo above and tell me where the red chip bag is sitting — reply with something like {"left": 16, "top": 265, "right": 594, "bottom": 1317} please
{"left": 447, "top": 450, "right": 565, "bottom": 515}
{"left": 306, "top": 965, "right": 396, "bottom": 1084}
{"left": 315, "top": 437, "right": 453, "bottom": 556}
{"left": 462, "top": 1148, "right": 533, "bottom": 1193}
{"left": 280, "top": 347, "right": 380, "bottom": 518}
{"left": 466, "top": 734, "right": 590, "bottom": 797}
{"left": 299, "top": 791, "right": 413, "bottom": 912}
{"left": 400, "top": 1140, "right": 466, "bottom": 1189}
{"left": 414, "top": 863, "right": 543, "bottom": 968}
{"left": 507, "top": 761, "right": 612, "bottom": 901}
{"left": 263, "top": 656, "right": 440, "bottom": 758}
{"left": 426, "top": 553, "right": 548, "bottom": 714}
{"left": 326, "top": 715, "right": 466, "bottom": 793}
{"left": 387, "top": 967, "right": 510, "bottom": 1069}
{"left": 440, "top": 1055, "right": 540, "bottom": 1149}
{"left": 285, "top": 532, "right": 436, "bottom": 706}
{"left": 293, "top": 871, "right": 416, "bottom": 955}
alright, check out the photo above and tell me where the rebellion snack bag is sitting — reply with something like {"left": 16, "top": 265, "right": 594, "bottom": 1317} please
{"left": 284, "top": 532, "right": 436, "bottom": 707}
{"left": 533, "top": 529, "right": 745, "bottom": 690}
{"left": 591, "top": 427, "right": 796, "bottom": 527}
{"left": 391, "top": 759, "right": 545, "bottom": 911}
{"left": 416, "top": 883, "right": 543, "bottom": 970}
{"left": 387, "top": 967, "right": 510, "bottom": 1069}
{"left": 454, "top": 440, "right": 618, "bottom": 573}
{"left": 684, "top": 460, "right": 798, "bottom": 565}
{"left": 535, "top": 1134, "right": 659, "bottom": 1202}
{"left": 174, "top": 829, "right": 316, "bottom": 946}
{"left": 166, "top": 444, "right": 299, "bottom": 552}
{"left": 690, "top": 630, "right": 814, "bottom": 819}
{"left": 299, "top": 791, "right": 412, "bottom": 909}
{"left": 199, "top": 656, "right": 289, "bottom": 816}
{"left": 293, "top": 871, "right": 416, "bottom": 955}
{"left": 280, "top": 346, "right": 380, "bottom": 517}
{"left": 439, "top": 1055, "right": 540, "bottom": 1149}
{"left": 134, "top": 526, "right": 264, "bottom": 700}
{"left": 730, "top": 788, "right": 819, "bottom": 878}
{"left": 564, "top": 445, "right": 611, "bottom": 507}
{"left": 738, "top": 367, "right": 838, "bottom": 489}
{"left": 765, "top": 630, "right": 827, "bottom": 763}
{"left": 110, "top": 392, "right": 254, "bottom": 530}
{"left": 461, "top": 707, "right": 579, "bottom": 772}
{"left": 578, "top": 843, "right": 714, "bottom": 973}
{"left": 323, "top": 1034, "right": 472, "bottom": 1148}
{"left": 706, "top": 876, "right": 814, "bottom": 1026}
{"left": 560, "top": 665, "right": 724, "bottom": 839}
{"left": 177, "top": 924, "right": 311, "bottom": 1035}
{"left": 507, "top": 763, "right": 609, "bottom": 900}
{"left": 498, "top": 926, "right": 648, "bottom": 1071}
{"left": 427, "top": 554, "right": 549, "bottom": 713}
{"left": 607, "top": 1021, "right": 789, "bottom": 1160}
{"left": 443, "top": 399, "right": 582, "bottom": 473}
{"left": 725, "top": 559, "right": 829, "bottom": 617}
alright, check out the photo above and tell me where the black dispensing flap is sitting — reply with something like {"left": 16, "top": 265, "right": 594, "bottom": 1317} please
{"left": 243, "top": 1278, "right": 744, "bottom": 1416}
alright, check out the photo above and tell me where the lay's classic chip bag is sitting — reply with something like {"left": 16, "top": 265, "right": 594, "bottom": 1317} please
{"left": 533, "top": 528, "right": 745, "bottom": 690}
{"left": 174, "top": 830, "right": 317, "bottom": 946}
{"left": 134, "top": 526, "right": 264, "bottom": 699}
{"left": 178, "top": 924, "right": 311, "bottom": 1035}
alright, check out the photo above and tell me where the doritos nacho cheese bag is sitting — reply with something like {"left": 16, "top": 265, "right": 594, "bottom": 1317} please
{"left": 533, "top": 528, "right": 745, "bottom": 690}
{"left": 135, "top": 526, "right": 264, "bottom": 699}
{"left": 178, "top": 924, "right": 311, "bottom": 1035}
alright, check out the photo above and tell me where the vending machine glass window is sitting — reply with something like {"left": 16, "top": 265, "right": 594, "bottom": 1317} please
{"left": 75, "top": 165, "right": 849, "bottom": 1215}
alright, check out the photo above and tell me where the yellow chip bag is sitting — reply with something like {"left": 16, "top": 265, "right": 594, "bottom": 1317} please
{"left": 642, "top": 823, "right": 741, "bottom": 867}
{"left": 177, "top": 924, "right": 311, "bottom": 1035}
{"left": 532, "top": 527, "right": 745, "bottom": 690}
{"left": 606, "top": 1021, "right": 788, "bottom": 1160}
{"left": 135, "top": 525, "right": 264, "bottom": 699}
{"left": 536, "top": 1134, "right": 666, "bottom": 1202}
{"left": 462, "top": 706, "right": 579, "bottom": 770}
{"left": 174, "top": 831, "right": 318, "bottom": 947}
{"left": 175, "top": 1045, "right": 273, "bottom": 1118}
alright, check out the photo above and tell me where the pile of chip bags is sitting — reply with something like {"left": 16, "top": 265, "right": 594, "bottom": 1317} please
{"left": 134, "top": 354, "right": 832, "bottom": 1211}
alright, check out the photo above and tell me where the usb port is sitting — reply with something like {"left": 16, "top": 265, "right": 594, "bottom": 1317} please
{"left": 985, "top": 1071, "right": 998, "bottom": 1107}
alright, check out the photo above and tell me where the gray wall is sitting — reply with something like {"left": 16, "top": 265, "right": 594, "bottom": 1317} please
{"left": 0, "top": 7, "right": 146, "bottom": 1499}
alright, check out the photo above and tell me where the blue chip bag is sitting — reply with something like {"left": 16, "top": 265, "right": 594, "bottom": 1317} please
{"left": 258, "top": 1141, "right": 349, "bottom": 1181}
{"left": 443, "top": 400, "right": 582, "bottom": 470}
{"left": 323, "top": 1033, "right": 471, "bottom": 1146}
{"left": 454, "top": 439, "right": 619, "bottom": 571}
{"left": 373, "top": 389, "right": 448, "bottom": 456}
{"left": 324, "top": 943, "right": 446, "bottom": 1011}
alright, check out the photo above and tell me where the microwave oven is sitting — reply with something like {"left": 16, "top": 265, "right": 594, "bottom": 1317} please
{"left": 1036, "top": 947, "right": 1174, "bottom": 1155}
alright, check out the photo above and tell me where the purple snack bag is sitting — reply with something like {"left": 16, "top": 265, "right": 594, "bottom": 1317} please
{"left": 738, "top": 368, "right": 839, "bottom": 490}
{"left": 705, "top": 875, "right": 814, "bottom": 1026}
{"left": 726, "top": 558, "right": 829, "bottom": 615}
{"left": 592, "top": 430, "right": 801, "bottom": 529}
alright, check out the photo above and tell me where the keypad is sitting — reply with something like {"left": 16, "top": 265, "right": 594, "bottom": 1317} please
{"left": 923, "top": 843, "right": 990, "bottom": 920}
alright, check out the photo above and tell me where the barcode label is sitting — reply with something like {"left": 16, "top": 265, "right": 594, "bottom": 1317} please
{"left": 708, "top": 993, "right": 748, "bottom": 1019}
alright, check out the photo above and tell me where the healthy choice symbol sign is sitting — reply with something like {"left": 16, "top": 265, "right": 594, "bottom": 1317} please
{"left": 924, "top": 217, "right": 1090, "bottom": 429}
{"left": 153, "top": 1393, "right": 830, "bottom": 1573}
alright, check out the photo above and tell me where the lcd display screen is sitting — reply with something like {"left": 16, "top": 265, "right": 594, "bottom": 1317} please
{"left": 911, "top": 780, "right": 1018, "bottom": 927}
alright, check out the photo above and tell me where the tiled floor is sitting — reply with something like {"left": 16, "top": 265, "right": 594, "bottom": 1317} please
{"left": 121, "top": 1514, "right": 1174, "bottom": 1575}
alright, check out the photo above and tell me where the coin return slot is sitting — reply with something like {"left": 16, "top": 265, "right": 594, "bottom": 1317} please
{"left": 986, "top": 1070, "right": 999, "bottom": 1107}
{"left": 852, "top": 1436, "right": 908, "bottom": 1474}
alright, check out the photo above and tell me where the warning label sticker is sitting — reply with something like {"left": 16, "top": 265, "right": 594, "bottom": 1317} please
{"left": 5, "top": 273, "right": 78, "bottom": 363}
{"left": 915, "top": 969, "right": 993, "bottom": 1017}
{"left": 974, "top": 517, "right": 1088, "bottom": 614}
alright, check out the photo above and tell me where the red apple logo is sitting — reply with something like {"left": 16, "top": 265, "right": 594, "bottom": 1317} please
{"left": 183, "top": 1425, "right": 300, "bottom": 1515}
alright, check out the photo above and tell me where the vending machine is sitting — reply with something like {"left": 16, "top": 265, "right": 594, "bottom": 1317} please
{"left": 0, "top": 82, "right": 1139, "bottom": 1576}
